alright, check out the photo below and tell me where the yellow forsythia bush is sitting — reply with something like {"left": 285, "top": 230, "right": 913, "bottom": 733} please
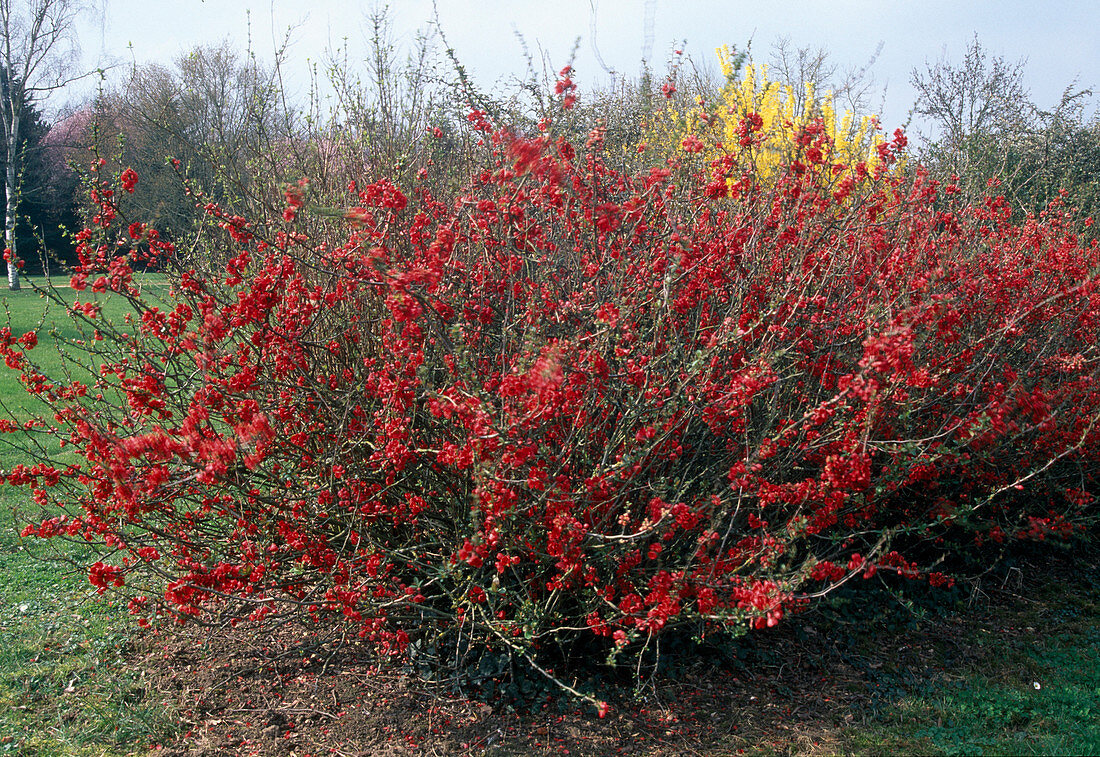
{"left": 642, "top": 45, "right": 896, "bottom": 190}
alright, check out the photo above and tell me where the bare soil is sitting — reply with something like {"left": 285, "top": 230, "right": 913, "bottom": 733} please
{"left": 140, "top": 543, "right": 1094, "bottom": 756}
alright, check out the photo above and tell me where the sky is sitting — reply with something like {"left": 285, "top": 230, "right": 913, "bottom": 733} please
{"left": 64, "top": 0, "right": 1100, "bottom": 140}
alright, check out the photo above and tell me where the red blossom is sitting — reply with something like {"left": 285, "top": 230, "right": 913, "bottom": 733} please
{"left": 120, "top": 167, "right": 138, "bottom": 192}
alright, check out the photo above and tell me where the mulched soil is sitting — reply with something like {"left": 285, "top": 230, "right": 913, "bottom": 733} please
{"left": 142, "top": 622, "right": 854, "bottom": 756}
{"left": 141, "top": 542, "right": 1096, "bottom": 756}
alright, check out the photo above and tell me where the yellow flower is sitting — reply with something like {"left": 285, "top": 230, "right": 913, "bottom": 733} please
{"left": 641, "top": 45, "right": 899, "bottom": 194}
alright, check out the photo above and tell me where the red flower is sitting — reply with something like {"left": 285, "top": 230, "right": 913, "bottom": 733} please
{"left": 120, "top": 167, "right": 138, "bottom": 193}
{"left": 680, "top": 134, "right": 704, "bottom": 153}
{"left": 507, "top": 136, "right": 546, "bottom": 175}
{"left": 555, "top": 65, "right": 577, "bottom": 109}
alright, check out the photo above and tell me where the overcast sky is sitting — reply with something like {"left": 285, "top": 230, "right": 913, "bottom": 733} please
{"left": 67, "top": 0, "right": 1099, "bottom": 139}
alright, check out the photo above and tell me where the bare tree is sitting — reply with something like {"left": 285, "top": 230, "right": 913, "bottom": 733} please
{"left": 0, "top": 0, "right": 89, "bottom": 289}
{"left": 910, "top": 34, "right": 1031, "bottom": 181}
{"left": 768, "top": 36, "right": 883, "bottom": 121}
{"left": 83, "top": 41, "right": 292, "bottom": 279}
{"left": 324, "top": 8, "right": 454, "bottom": 186}
{"left": 768, "top": 37, "right": 835, "bottom": 117}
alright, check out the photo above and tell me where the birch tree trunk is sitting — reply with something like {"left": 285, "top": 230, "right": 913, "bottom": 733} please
{"left": 5, "top": 108, "right": 18, "bottom": 290}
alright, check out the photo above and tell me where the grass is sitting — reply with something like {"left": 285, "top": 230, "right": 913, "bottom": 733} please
{"left": 855, "top": 568, "right": 1098, "bottom": 754}
{"left": 0, "top": 275, "right": 1096, "bottom": 754}
{"left": 0, "top": 484, "right": 178, "bottom": 755}
{"left": 0, "top": 276, "right": 180, "bottom": 755}
{"left": 0, "top": 273, "right": 171, "bottom": 419}
{"left": 825, "top": 542, "right": 1100, "bottom": 756}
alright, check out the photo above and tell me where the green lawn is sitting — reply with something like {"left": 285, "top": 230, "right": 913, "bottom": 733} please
{"left": 0, "top": 273, "right": 171, "bottom": 419}
{"left": 0, "top": 475, "right": 177, "bottom": 755}
{"left": 836, "top": 549, "right": 1100, "bottom": 755}
{"left": 0, "top": 277, "right": 180, "bottom": 755}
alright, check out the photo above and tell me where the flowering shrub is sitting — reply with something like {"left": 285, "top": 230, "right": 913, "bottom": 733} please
{"left": 644, "top": 46, "right": 890, "bottom": 191}
{"left": 5, "top": 93, "right": 1099, "bottom": 710}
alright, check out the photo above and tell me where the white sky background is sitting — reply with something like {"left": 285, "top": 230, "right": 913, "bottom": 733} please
{"left": 65, "top": 0, "right": 1100, "bottom": 141}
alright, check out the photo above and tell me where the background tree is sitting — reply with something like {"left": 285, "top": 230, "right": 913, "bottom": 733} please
{"left": 994, "top": 87, "right": 1100, "bottom": 220}
{"left": 87, "top": 42, "right": 291, "bottom": 275}
{"left": 910, "top": 35, "right": 1031, "bottom": 197}
{"left": 321, "top": 11, "right": 461, "bottom": 194}
{"left": 1, "top": 0, "right": 88, "bottom": 289}
{"left": 0, "top": 67, "right": 76, "bottom": 275}
{"left": 768, "top": 35, "right": 883, "bottom": 121}
{"left": 912, "top": 34, "right": 1100, "bottom": 220}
